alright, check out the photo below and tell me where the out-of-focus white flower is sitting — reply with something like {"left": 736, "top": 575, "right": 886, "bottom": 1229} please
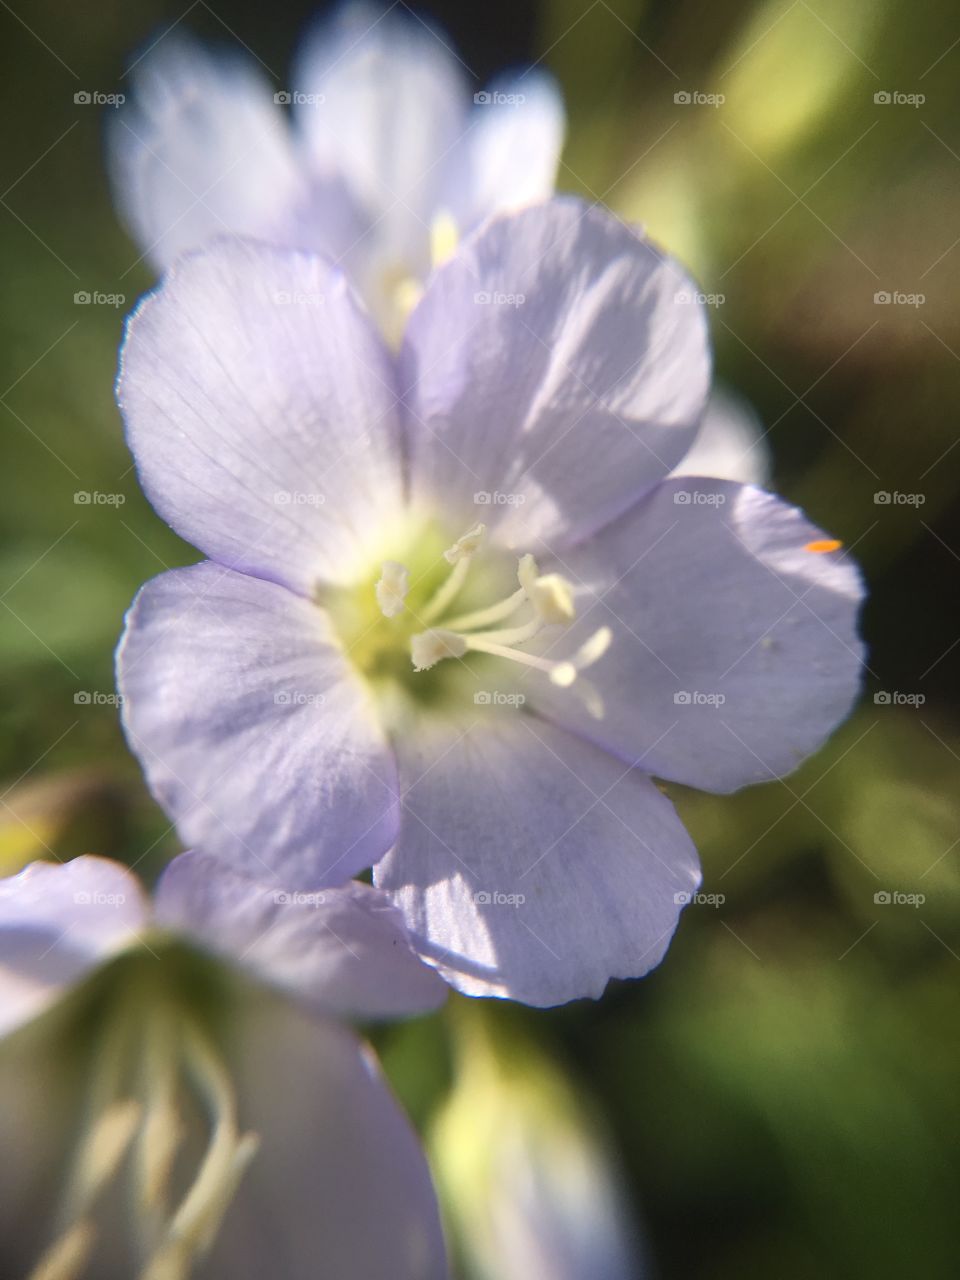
{"left": 671, "top": 386, "right": 772, "bottom": 487}
{"left": 430, "top": 1009, "right": 644, "bottom": 1280}
{"left": 109, "top": 3, "right": 564, "bottom": 344}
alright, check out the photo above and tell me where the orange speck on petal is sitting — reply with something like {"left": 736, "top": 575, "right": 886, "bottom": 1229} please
{"left": 805, "top": 539, "right": 843, "bottom": 553}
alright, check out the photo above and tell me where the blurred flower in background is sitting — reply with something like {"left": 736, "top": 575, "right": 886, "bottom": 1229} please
{"left": 671, "top": 387, "right": 772, "bottom": 488}
{"left": 0, "top": 854, "right": 446, "bottom": 1278}
{"left": 432, "top": 1003, "right": 644, "bottom": 1280}
{"left": 108, "top": 2, "right": 564, "bottom": 342}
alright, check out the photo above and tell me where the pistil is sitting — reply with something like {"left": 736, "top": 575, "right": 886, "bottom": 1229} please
{"left": 417, "top": 523, "right": 486, "bottom": 624}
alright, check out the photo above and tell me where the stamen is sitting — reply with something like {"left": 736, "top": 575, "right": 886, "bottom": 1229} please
{"left": 443, "top": 522, "right": 486, "bottom": 565}
{"left": 142, "top": 1023, "right": 259, "bottom": 1279}
{"left": 29, "top": 967, "right": 259, "bottom": 1280}
{"left": 445, "top": 554, "right": 577, "bottom": 633}
{"left": 517, "top": 553, "right": 537, "bottom": 586}
{"left": 28, "top": 1221, "right": 97, "bottom": 1280}
{"left": 138, "top": 1093, "right": 182, "bottom": 1215}
{"left": 34, "top": 1098, "right": 142, "bottom": 1280}
{"left": 466, "top": 617, "right": 542, "bottom": 648}
{"left": 443, "top": 585, "right": 527, "bottom": 631}
{"left": 430, "top": 210, "right": 459, "bottom": 268}
{"left": 407, "top": 530, "right": 607, "bottom": 699}
{"left": 573, "top": 626, "right": 613, "bottom": 668}
{"left": 460, "top": 635, "right": 573, "bottom": 681}
{"left": 71, "top": 1098, "right": 143, "bottom": 1208}
{"left": 577, "top": 678, "right": 606, "bottom": 720}
{"left": 549, "top": 627, "right": 612, "bottom": 687}
{"left": 54, "top": 988, "right": 141, "bottom": 1228}
{"left": 419, "top": 524, "right": 486, "bottom": 623}
{"left": 375, "top": 560, "right": 410, "bottom": 618}
{"left": 411, "top": 629, "right": 468, "bottom": 671}
{"left": 392, "top": 278, "right": 423, "bottom": 321}
{"left": 549, "top": 661, "right": 577, "bottom": 688}
{"left": 526, "top": 573, "right": 576, "bottom": 624}
{"left": 516, "top": 554, "right": 576, "bottom": 623}
{"left": 136, "top": 1003, "right": 183, "bottom": 1234}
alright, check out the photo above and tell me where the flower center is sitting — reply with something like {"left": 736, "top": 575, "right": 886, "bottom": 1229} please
{"left": 327, "top": 521, "right": 610, "bottom": 715}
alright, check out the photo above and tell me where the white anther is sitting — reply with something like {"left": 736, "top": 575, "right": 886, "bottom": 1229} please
{"left": 375, "top": 561, "right": 410, "bottom": 618}
{"left": 411, "top": 629, "right": 469, "bottom": 672}
{"left": 547, "top": 626, "right": 612, "bottom": 689}
{"left": 574, "top": 626, "right": 612, "bottom": 669}
{"left": 443, "top": 522, "right": 486, "bottom": 565}
{"left": 528, "top": 574, "right": 576, "bottom": 624}
{"left": 517, "top": 553, "right": 576, "bottom": 624}
{"left": 420, "top": 525, "right": 488, "bottom": 623}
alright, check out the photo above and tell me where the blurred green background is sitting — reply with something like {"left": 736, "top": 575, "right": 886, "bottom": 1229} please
{"left": 1, "top": 1, "right": 958, "bottom": 1276}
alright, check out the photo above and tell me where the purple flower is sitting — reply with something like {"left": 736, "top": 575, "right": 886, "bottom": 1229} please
{"left": 116, "top": 197, "right": 864, "bottom": 1007}
{"left": 0, "top": 854, "right": 447, "bottom": 1278}
{"left": 108, "top": 3, "right": 564, "bottom": 343}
